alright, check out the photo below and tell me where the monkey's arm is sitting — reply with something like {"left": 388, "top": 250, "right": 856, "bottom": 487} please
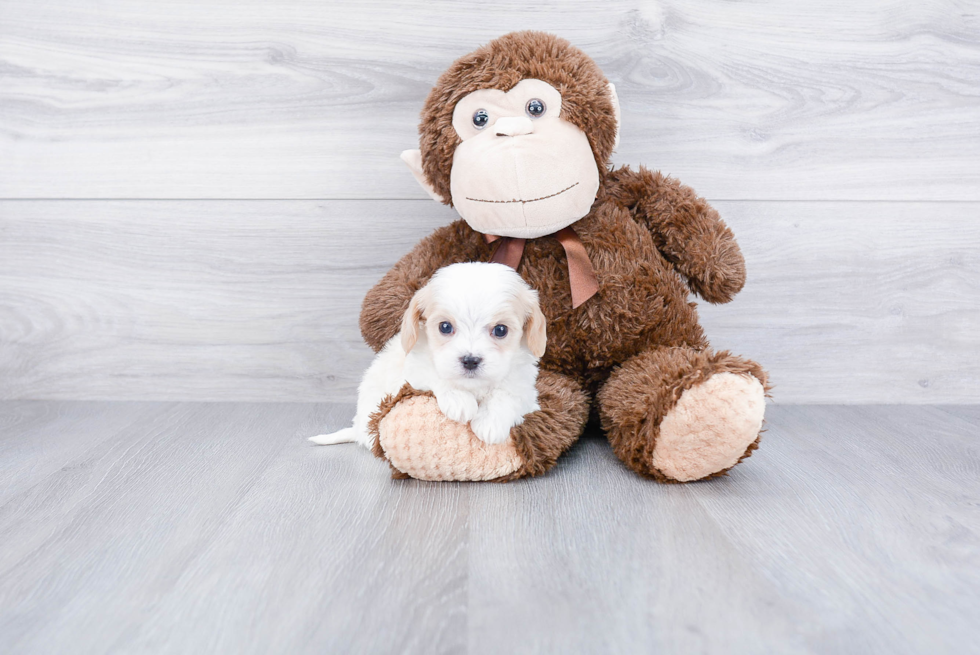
{"left": 605, "top": 166, "right": 746, "bottom": 304}
{"left": 359, "top": 220, "right": 487, "bottom": 352}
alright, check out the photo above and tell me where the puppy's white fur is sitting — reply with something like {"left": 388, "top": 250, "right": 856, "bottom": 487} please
{"left": 310, "top": 262, "right": 546, "bottom": 448}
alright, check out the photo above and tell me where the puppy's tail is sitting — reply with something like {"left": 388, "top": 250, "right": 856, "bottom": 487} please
{"left": 309, "top": 427, "right": 356, "bottom": 446}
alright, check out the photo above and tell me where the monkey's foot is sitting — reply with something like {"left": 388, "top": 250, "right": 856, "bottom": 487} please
{"left": 598, "top": 348, "right": 769, "bottom": 482}
{"left": 370, "top": 372, "right": 588, "bottom": 482}
{"left": 651, "top": 372, "right": 766, "bottom": 482}
{"left": 371, "top": 387, "right": 522, "bottom": 482}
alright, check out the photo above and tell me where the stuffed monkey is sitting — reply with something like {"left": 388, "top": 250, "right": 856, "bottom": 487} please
{"left": 360, "top": 31, "right": 769, "bottom": 482}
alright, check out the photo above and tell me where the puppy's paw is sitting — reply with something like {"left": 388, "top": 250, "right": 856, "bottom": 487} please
{"left": 437, "top": 390, "right": 479, "bottom": 424}
{"left": 470, "top": 411, "right": 515, "bottom": 445}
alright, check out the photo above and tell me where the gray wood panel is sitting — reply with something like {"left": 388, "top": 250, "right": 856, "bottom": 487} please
{"left": 0, "top": 401, "right": 977, "bottom": 653}
{"left": 697, "top": 200, "right": 980, "bottom": 403}
{"left": 2, "top": 199, "right": 977, "bottom": 403}
{"left": 2, "top": 1, "right": 978, "bottom": 200}
{"left": 0, "top": 199, "right": 455, "bottom": 402}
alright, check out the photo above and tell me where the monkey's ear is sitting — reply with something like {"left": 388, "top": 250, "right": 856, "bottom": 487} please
{"left": 607, "top": 83, "right": 621, "bottom": 151}
{"left": 400, "top": 149, "right": 447, "bottom": 204}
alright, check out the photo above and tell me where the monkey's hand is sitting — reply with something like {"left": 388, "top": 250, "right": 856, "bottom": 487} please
{"left": 359, "top": 220, "right": 488, "bottom": 352}
{"left": 605, "top": 166, "right": 746, "bottom": 304}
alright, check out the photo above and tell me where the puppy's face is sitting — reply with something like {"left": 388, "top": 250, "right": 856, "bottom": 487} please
{"left": 422, "top": 297, "right": 525, "bottom": 389}
{"left": 400, "top": 263, "right": 546, "bottom": 390}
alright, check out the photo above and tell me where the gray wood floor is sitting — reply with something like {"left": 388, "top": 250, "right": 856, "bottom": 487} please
{"left": 1, "top": 402, "right": 977, "bottom": 654}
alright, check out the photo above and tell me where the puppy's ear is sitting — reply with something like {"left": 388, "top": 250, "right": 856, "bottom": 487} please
{"left": 520, "top": 290, "right": 548, "bottom": 359}
{"left": 400, "top": 286, "right": 429, "bottom": 353}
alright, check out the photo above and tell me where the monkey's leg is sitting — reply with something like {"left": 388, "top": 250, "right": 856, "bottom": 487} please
{"left": 597, "top": 346, "right": 768, "bottom": 482}
{"left": 499, "top": 369, "right": 590, "bottom": 480}
{"left": 371, "top": 370, "right": 589, "bottom": 482}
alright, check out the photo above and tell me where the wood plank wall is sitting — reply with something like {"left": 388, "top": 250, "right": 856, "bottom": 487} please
{"left": 1, "top": 1, "right": 978, "bottom": 402}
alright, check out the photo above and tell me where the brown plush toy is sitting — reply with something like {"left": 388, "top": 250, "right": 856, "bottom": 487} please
{"left": 362, "top": 31, "right": 769, "bottom": 482}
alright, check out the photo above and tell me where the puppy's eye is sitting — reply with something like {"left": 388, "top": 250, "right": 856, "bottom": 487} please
{"left": 439, "top": 321, "right": 454, "bottom": 335}
{"left": 472, "top": 109, "right": 489, "bottom": 129}
{"left": 525, "top": 99, "right": 546, "bottom": 118}
{"left": 492, "top": 324, "right": 508, "bottom": 338}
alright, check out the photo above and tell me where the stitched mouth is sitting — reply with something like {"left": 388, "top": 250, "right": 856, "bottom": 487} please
{"left": 465, "top": 182, "right": 579, "bottom": 205}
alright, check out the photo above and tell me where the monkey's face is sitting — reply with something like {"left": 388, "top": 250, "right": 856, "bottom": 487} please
{"left": 447, "top": 79, "right": 601, "bottom": 239}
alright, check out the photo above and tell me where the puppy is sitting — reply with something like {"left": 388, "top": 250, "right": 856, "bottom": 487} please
{"left": 309, "top": 262, "right": 546, "bottom": 448}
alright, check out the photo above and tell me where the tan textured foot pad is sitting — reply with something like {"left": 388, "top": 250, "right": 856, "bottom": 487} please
{"left": 653, "top": 372, "right": 766, "bottom": 482}
{"left": 377, "top": 394, "right": 522, "bottom": 482}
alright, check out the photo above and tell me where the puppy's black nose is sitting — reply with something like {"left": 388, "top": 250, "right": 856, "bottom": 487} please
{"left": 460, "top": 355, "right": 482, "bottom": 371}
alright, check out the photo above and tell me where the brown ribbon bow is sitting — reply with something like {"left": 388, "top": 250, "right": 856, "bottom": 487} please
{"left": 484, "top": 227, "right": 599, "bottom": 309}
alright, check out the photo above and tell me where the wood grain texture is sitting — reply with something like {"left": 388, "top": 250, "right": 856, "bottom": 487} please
{"left": 1, "top": 1, "right": 978, "bottom": 200}
{"left": 2, "top": 199, "right": 977, "bottom": 403}
{"left": 0, "top": 401, "right": 977, "bottom": 653}
{"left": 0, "top": 199, "right": 456, "bottom": 402}
{"left": 697, "top": 200, "right": 980, "bottom": 403}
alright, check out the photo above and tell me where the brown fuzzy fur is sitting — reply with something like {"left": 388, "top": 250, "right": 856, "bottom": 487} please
{"left": 362, "top": 31, "right": 768, "bottom": 481}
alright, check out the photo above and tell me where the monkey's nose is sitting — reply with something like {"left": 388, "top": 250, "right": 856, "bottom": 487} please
{"left": 460, "top": 354, "right": 482, "bottom": 371}
{"left": 494, "top": 116, "right": 534, "bottom": 137}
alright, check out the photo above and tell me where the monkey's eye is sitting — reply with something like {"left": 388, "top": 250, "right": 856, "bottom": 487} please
{"left": 492, "top": 324, "right": 508, "bottom": 338}
{"left": 472, "top": 109, "right": 490, "bottom": 129}
{"left": 439, "top": 321, "right": 454, "bottom": 335}
{"left": 525, "top": 99, "right": 546, "bottom": 118}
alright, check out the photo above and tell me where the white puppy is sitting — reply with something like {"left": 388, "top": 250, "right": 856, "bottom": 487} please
{"left": 310, "top": 262, "right": 546, "bottom": 448}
